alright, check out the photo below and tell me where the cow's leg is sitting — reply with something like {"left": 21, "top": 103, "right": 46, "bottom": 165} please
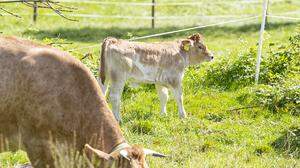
{"left": 155, "top": 84, "right": 169, "bottom": 116}
{"left": 0, "top": 115, "right": 22, "bottom": 152}
{"left": 172, "top": 85, "right": 186, "bottom": 118}
{"left": 23, "top": 137, "right": 54, "bottom": 168}
{"left": 109, "top": 80, "right": 125, "bottom": 123}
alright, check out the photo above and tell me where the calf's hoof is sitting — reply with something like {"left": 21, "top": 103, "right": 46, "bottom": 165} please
{"left": 160, "top": 112, "right": 167, "bottom": 117}
{"left": 179, "top": 114, "right": 187, "bottom": 119}
{"left": 113, "top": 115, "right": 122, "bottom": 124}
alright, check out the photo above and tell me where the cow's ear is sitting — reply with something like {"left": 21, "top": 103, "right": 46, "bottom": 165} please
{"left": 188, "top": 33, "right": 203, "bottom": 42}
{"left": 181, "top": 39, "right": 193, "bottom": 52}
{"left": 119, "top": 149, "right": 131, "bottom": 160}
{"left": 84, "top": 144, "right": 112, "bottom": 160}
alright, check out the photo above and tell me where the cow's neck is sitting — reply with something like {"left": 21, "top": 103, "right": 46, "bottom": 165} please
{"left": 85, "top": 97, "right": 126, "bottom": 153}
{"left": 99, "top": 106, "right": 126, "bottom": 153}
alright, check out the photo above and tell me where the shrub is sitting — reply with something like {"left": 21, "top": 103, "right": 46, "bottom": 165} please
{"left": 259, "top": 32, "right": 300, "bottom": 84}
{"left": 272, "top": 126, "right": 300, "bottom": 158}
{"left": 201, "top": 47, "right": 257, "bottom": 90}
{"left": 238, "top": 82, "right": 300, "bottom": 115}
{"left": 195, "top": 29, "right": 299, "bottom": 90}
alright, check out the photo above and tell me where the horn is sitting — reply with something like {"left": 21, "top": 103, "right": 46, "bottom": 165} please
{"left": 143, "top": 148, "right": 167, "bottom": 158}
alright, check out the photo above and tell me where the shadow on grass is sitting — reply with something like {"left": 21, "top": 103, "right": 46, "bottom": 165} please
{"left": 271, "top": 126, "right": 300, "bottom": 158}
{"left": 23, "top": 22, "right": 299, "bottom": 43}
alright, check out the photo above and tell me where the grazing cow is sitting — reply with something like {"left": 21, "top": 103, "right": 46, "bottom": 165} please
{"left": 0, "top": 36, "right": 165, "bottom": 168}
{"left": 99, "top": 33, "right": 214, "bottom": 122}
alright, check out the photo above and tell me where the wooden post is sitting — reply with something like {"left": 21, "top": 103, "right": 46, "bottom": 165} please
{"left": 151, "top": 0, "right": 155, "bottom": 28}
{"left": 33, "top": 1, "right": 38, "bottom": 23}
{"left": 255, "top": 0, "right": 269, "bottom": 84}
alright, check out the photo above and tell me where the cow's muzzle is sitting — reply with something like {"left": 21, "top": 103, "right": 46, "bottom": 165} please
{"left": 208, "top": 52, "right": 214, "bottom": 61}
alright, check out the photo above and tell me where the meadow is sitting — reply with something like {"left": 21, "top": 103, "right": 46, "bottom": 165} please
{"left": 0, "top": 0, "right": 299, "bottom": 167}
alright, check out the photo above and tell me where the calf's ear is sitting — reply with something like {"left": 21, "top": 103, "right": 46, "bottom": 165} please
{"left": 181, "top": 39, "right": 193, "bottom": 52}
{"left": 188, "top": 33, "right": 203, "bottom": 42}
{"left": 84, "top": 144, "right": 112, "bottom": 160}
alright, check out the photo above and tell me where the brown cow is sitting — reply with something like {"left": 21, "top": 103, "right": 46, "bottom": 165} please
{"left": 0, "top": 36, "right": 165, "bottom": 168}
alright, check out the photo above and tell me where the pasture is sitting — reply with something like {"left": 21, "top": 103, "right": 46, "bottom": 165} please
{"left": 0, "top": 0, "right": 299, "bottom": 167}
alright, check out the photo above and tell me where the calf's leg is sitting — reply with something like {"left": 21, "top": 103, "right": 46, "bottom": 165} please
{"left": 155, "top": 84, "right": 169, "bottom": 116}
{"left": 109, "top": 80, "right": 125, "bottom": 123}
{"left": 98, "top": 78, "right": 109, "bottom": 96}
{"left": 172, "top": 85, "right": 186, "bottom": 118}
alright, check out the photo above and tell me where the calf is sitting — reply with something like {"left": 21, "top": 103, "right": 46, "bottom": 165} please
{"left": 99, "top": 33, "right": 213, "bottom": 122}
{"left": 0, "top": 36, "right": 165, "bottom": 168}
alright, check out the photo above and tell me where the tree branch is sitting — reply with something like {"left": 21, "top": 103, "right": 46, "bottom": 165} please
{"left": 81, "top": 53, "right": 92, "bottom": 60}
{"left": 42, "top": 0, "right": 78, "bottom": 21}
{"left": 227, "top": 105, "right": 261, "bottom": 112}
{"left": 0, "top": 0, "right": 77, "bottom": 21}
{"left": 0, "top": 6, "right": 21, "bottom": 18}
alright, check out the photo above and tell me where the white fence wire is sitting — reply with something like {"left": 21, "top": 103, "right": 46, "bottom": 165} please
{"left": 58, "top": 0, "right": 290, "bottom": 6}
{"left": 129, "top": 16, "right": 259, "bottom": 41}
{"left": 67, "top": 15, "right": 260, "bottom": 52}
{"left": 42, "top": 13, "right": 258, "bottom": 20}
{"left": 2, "top": 1, "right": 298, "bottom": 22}
{"left": 1, "top": 0, "right": 299, "bottom": 22}
{"left": 2, "top": 12, "right": 300, "bottom": 21}
{"left": 267, "top": 15, "right": 300, "bottom": 21}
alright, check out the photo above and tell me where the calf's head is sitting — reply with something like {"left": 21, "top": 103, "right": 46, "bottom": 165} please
{"left": 85, "top": 144, "right": 166, "bottom": 168}
{"left": 180, "top": 33, "right": 214, "bottom": 65}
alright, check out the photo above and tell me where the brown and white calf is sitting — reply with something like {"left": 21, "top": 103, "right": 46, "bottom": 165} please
{"left": 99, "top": 34, "right": 214, "bottom": 122}
{"left": 0, "top": 36, "right": 165, "bottom": 168}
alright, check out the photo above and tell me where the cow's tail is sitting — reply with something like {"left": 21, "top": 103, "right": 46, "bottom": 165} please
{"left": 99, "top": 38, "right": 110, "bottom": 85}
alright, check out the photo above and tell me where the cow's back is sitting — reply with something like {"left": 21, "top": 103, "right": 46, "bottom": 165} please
{"left": 0, "top": 36, "right": 113, "bottom": 151}
{"left": 0, "top": 37, "right": 68, "bottom": 127}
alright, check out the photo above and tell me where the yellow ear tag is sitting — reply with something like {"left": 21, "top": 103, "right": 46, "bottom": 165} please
{"left": 183, "top": 44, "right": 190, "bottom": 51}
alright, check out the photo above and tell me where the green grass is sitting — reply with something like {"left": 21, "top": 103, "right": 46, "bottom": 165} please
{"left": 0, "top": 151, "right": 28, "bottom": 167}
{"left": 0, "top": 0, "right": 300, "bottom": 167}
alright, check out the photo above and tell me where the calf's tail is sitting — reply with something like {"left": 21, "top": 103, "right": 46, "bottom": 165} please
{"left": 99, "top": 38, "right": 110, "bottom": 85}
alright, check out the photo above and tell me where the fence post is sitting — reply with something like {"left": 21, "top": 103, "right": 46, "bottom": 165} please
{"left": 33, "top": 1, "right": 38, "bottom": 23}
{"left": 151, "top": 0, "right": 155, "bottom": 28}
{"left": 265, "top": 0, "right": 270, "bottom": 27}
{"left": 255, "top": 0, "right": 269, "bottom": 84}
